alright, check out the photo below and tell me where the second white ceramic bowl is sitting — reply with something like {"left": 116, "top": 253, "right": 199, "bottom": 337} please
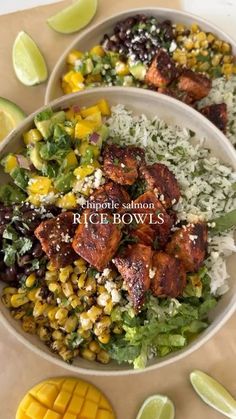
{"left": 45, "top": 7, "right": 236, "bottom": 104}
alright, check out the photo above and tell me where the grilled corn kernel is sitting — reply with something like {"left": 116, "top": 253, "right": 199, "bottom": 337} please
{"left": 22, "top": 316, "right": 36, "bottom": 334}
{"left": 62, "top": 281, "right": 74, "bottom": 298}
{"left": 47, "top": 261, "right": 56, "bottom": 272}
{"left": 64, "top": 316, "right": 78, "bottom": 333}
{"left": 59, "top": 347, "right": 74, "bottom": 362}
{"left": 221, "top": 42, "right": 231, "bottom": 53}
{"left": 176, "top": 23, "right": 185, "bottom": 33}
{"left": 222, "top": 63, "right": 233, "bottom": 75}
{"left": 28, "top": 288, "right": 39, "bottom": 302}
{"left": 74, "top": 258, "right": 87, "bottom": 269}
{"left": 81, "top": 348, "right": 96, "bottom": 361}
{"left": 55, "top": 308, "right": 68, "bottom": 321}
{"left": 59, "top": 266, "right": 73, "bottom": 283}
{"left": 52, "top": 330, "right": 64, "bottom": 340}
{"left": 71, "top": 273, "right": 79, "bottom": 283}
{"left": 87, "top": 306, "right": 102, "bottom": 323}
{"left": 25, "top": 273, "right": 36, "bottom": 288}
{"left": 191, "top": 23, "right": 199, "bottom": 33}
{"left": 77, "top": 327, "right": 91, "bottom": 339}
{"left": 103, "top": 300, "right": 113, "bottom": 315}
{"left": 195, "top": 31, "right": 207, "bottom": 42}
{"left": 1, "top": 294, "right": 12, "bottom": 308}
{"left": 97, "top": 350, "right": 110, "bottom": 364}
{"left": 48, "top": 306, "right": 58, "bottom": 321}
{"left": 207, "top": 33, "right": 215, "bottom": 43}
{"left": 98, "top": 333, "right": 111, "bottom": 344}
{"left": 13, "top": 308, "right": 26, "bottom": 320}
{"left": 48, "top": 282, "right": 61, "bottom": 294}
{"left": 212, "top": 54, "right": 222, "bottom": 66}
{"left": 115, "top": 61, "right": 130, "bottom": 76}
{"left": 77, "top": 272, "right": 87, "bottom": 288}
{"left": 184, "top": 39, "right": 194, "bottom": 50}
{"left": 45, "top": 270, "right": 57, "bottom": 282}
{"left": 79, "top": 312, "right": 93, "bottom": 330}
{"left": 113, "top": 325, "right": 123, "bottom": 334}
{"left": 68, "top": 295, "right": 81, "bottom": 309}
{"left": 2, "top": 287, "right": 18, "bottom": 295}
{"left": 38, "top": 326, "right": 50, "bottom": 342}
{"left": 11, "top": 293, "right": 29, "bottom": 308}
{"left": 85, "top": 277, "right": 96, "bottom": 293}
{"left": 33, "top": 301, "right": 47, "bottom": 317}
{"left": 51, "top": 340, "right": 64, "bottom": 352}
{"left": 89, "top": 340, "right": 101, "bottom": 354}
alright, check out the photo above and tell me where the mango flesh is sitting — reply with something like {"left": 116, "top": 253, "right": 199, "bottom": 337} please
{"left": 16, "top": 377, "right": 115, "bottom": 419}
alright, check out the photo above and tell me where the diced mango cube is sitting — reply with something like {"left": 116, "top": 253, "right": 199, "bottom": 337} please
{"left": 75, "top": 120, "right": 95, "bottom": 139}
{"left": 67, "top": 394, "right": 84, "bottom": 414}
{"left": 74, "top": 165, "right": 95, "bottom": 179}
{"left": 62, "top": 379, "right": 77, "bottom": 392}
{"left": 74, "top": 380, "right": 88, "bottom": 397}
{"left": 63, "top": 71, "right": 76, "bottom": 84}
{"left": 37, "top": 383, "right": 58, "bottom": 409}
{"left": 53, "top": 390, "right": 71, "bottom": 414}
{"left": 26, "top": 401, "right": 47, "bottom": 419}
{"left": 62, "top": 81, "right": 73, "bottom": 95}
{"left": 86, "top": 386, "right": 101, "bottom": 403}
{"left": 43, "top": 410, "right": 61, "bottom": 419}
{"left": 70, "top": 72, "right": 84, "bottom": 87}
{"left": 27, "top": 176, "right": 53, "bottom": 195}
{"left": 85, "top": 112, "right": 102, "bottom": 129}
{"left": 81, "top": 105, "right": 100, "bottom": 118}
{"left": 23, "top": 129, "right": 43, "bottom": 145}
{"left": 27, "top": 194, "right": 41, "bottom": 206}
{"left": 90, "top": 45, "right": 105, "bottom": 57}
{"left": 67, "top": 49, "right": 84, "bottom": 65}
{"left": 63, "top": 413, "right": 77, "bottom": 419}
{"left": 56, "top": 192, "right": 77, "bottom": 209}
{"left": 80, "top": 400, "right": 98, "bottom": 419}
{"left": 97, "top": 99, "right": 111, "bottom": 116}
{"left": 64, "top": 151, "right": 78, "bottom": 168}
{"left": 97, "top": 409, "right": 114, "bottom": 419}
{"left": 16, "top": 409, "right": 30, "bottom": 419}
{"left": 18, "top": 394, "right": 34, "bottom": 412}
{"left": 4, "top": 154, "right": 18, "bottom": 173}
{"left": 99, "top": 397, "right": 112, "bottom": 410}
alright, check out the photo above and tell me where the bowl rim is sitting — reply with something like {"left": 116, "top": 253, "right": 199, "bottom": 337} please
{"left": 1, "top": 86, "right": 236, "bottom": 376}
{"left": 45, "top": 6, "right": 236, "bottom": 104}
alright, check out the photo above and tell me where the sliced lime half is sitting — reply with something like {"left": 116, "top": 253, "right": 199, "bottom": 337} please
{"left": 0, "top": 97, "right": 26, "bottom": 141}
{"left": 12, "top": 31, "right": 48, "bottom": 86}
{"left": 47, "top": 0, "right": 97, "bottom": 34}
{"left": 136, "top": 395, "right": 175, "bottom": 419}
{"left": 190, "top": 370, "right": 236, "bottom": 418}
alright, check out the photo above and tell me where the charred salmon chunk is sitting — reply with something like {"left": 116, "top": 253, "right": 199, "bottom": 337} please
{"left": 158, "top": 86, "right": 195, "bottom": 105}
{"left": 151, "top": 251, "right": 186, "bottom": 298}
{"left": 130, "top": 191, "right": 173, "bottom": 248}
{"left": 145, "top": 49, "right": 178, "bottom": 88}
{"left": 113, "top": 243, "right": 153, "bottom": 311}
{"left": 103, "top": 144, "right": 145, "bottom": 185}
{"left": 140, "top": 163, "right": 181, "bottom": 208}
{"left": 130, "top": 224, "right": 156, "bottom": 247}
{"left": 200, "top": 103, "right": 227, "bottom": 133}
{"left": 34, "top": 212, "right": 77, "bottom": 268}
{"left": 90, "top": 181, "right": 130, "bottom": 211}
{"left": 72, "top": 209, "right": 122, "bottom": 271}
{"left": 166, "top": 222, "right": 208, "bottom": 272}
{"left": 177, "top": 69, "right": 212, "bottom": 101}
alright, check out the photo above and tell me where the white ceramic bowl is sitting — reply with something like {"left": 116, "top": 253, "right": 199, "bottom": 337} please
{"left": 45, "top": 7, "right": 236, "bottom": 104}
{"left": 1, "top": 87, "right": 236, "bottom": 375}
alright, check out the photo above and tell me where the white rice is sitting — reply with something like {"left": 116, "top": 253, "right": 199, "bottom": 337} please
{"left": 198, "top": 75, "right": 236, "bottom": 146}
{"left": 108, "top": 105, "right": 236, "bottom": 295}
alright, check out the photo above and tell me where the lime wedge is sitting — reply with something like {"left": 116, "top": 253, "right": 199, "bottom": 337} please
{"left": 0, "top": 97, "right": 26, "bottom": 141}
{"left": 12, "top": 31, "right": 48, "bottom": 86}
{"left": 190, "top": 370, "right": 236, "bottom": 418}
{"left": 136, "top": 395, "right": 175, "bottom": 419}
{"left": 47, "top": 0, "right": 97, "bottom": 34}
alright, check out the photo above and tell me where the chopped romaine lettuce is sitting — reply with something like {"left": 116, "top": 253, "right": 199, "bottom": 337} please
{"left": 0, "top": 184, "right": 26, "bottom": 203}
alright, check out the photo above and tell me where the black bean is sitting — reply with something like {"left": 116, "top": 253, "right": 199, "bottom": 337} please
{"left": 18, "top": 254, "right": 31, "bottom": 267}
{"left": 4, "top": 266, "right": 18, "bottom": 283}
{"left": 32, "top": 242, "right": 44, "bottom": 259}
{"left": 36, "top": 268, "right": 46, "bottom": 278}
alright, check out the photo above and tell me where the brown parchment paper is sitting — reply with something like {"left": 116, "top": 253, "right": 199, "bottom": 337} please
{"left": 0, "top": 1, "right": 236, "bottom": 418}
